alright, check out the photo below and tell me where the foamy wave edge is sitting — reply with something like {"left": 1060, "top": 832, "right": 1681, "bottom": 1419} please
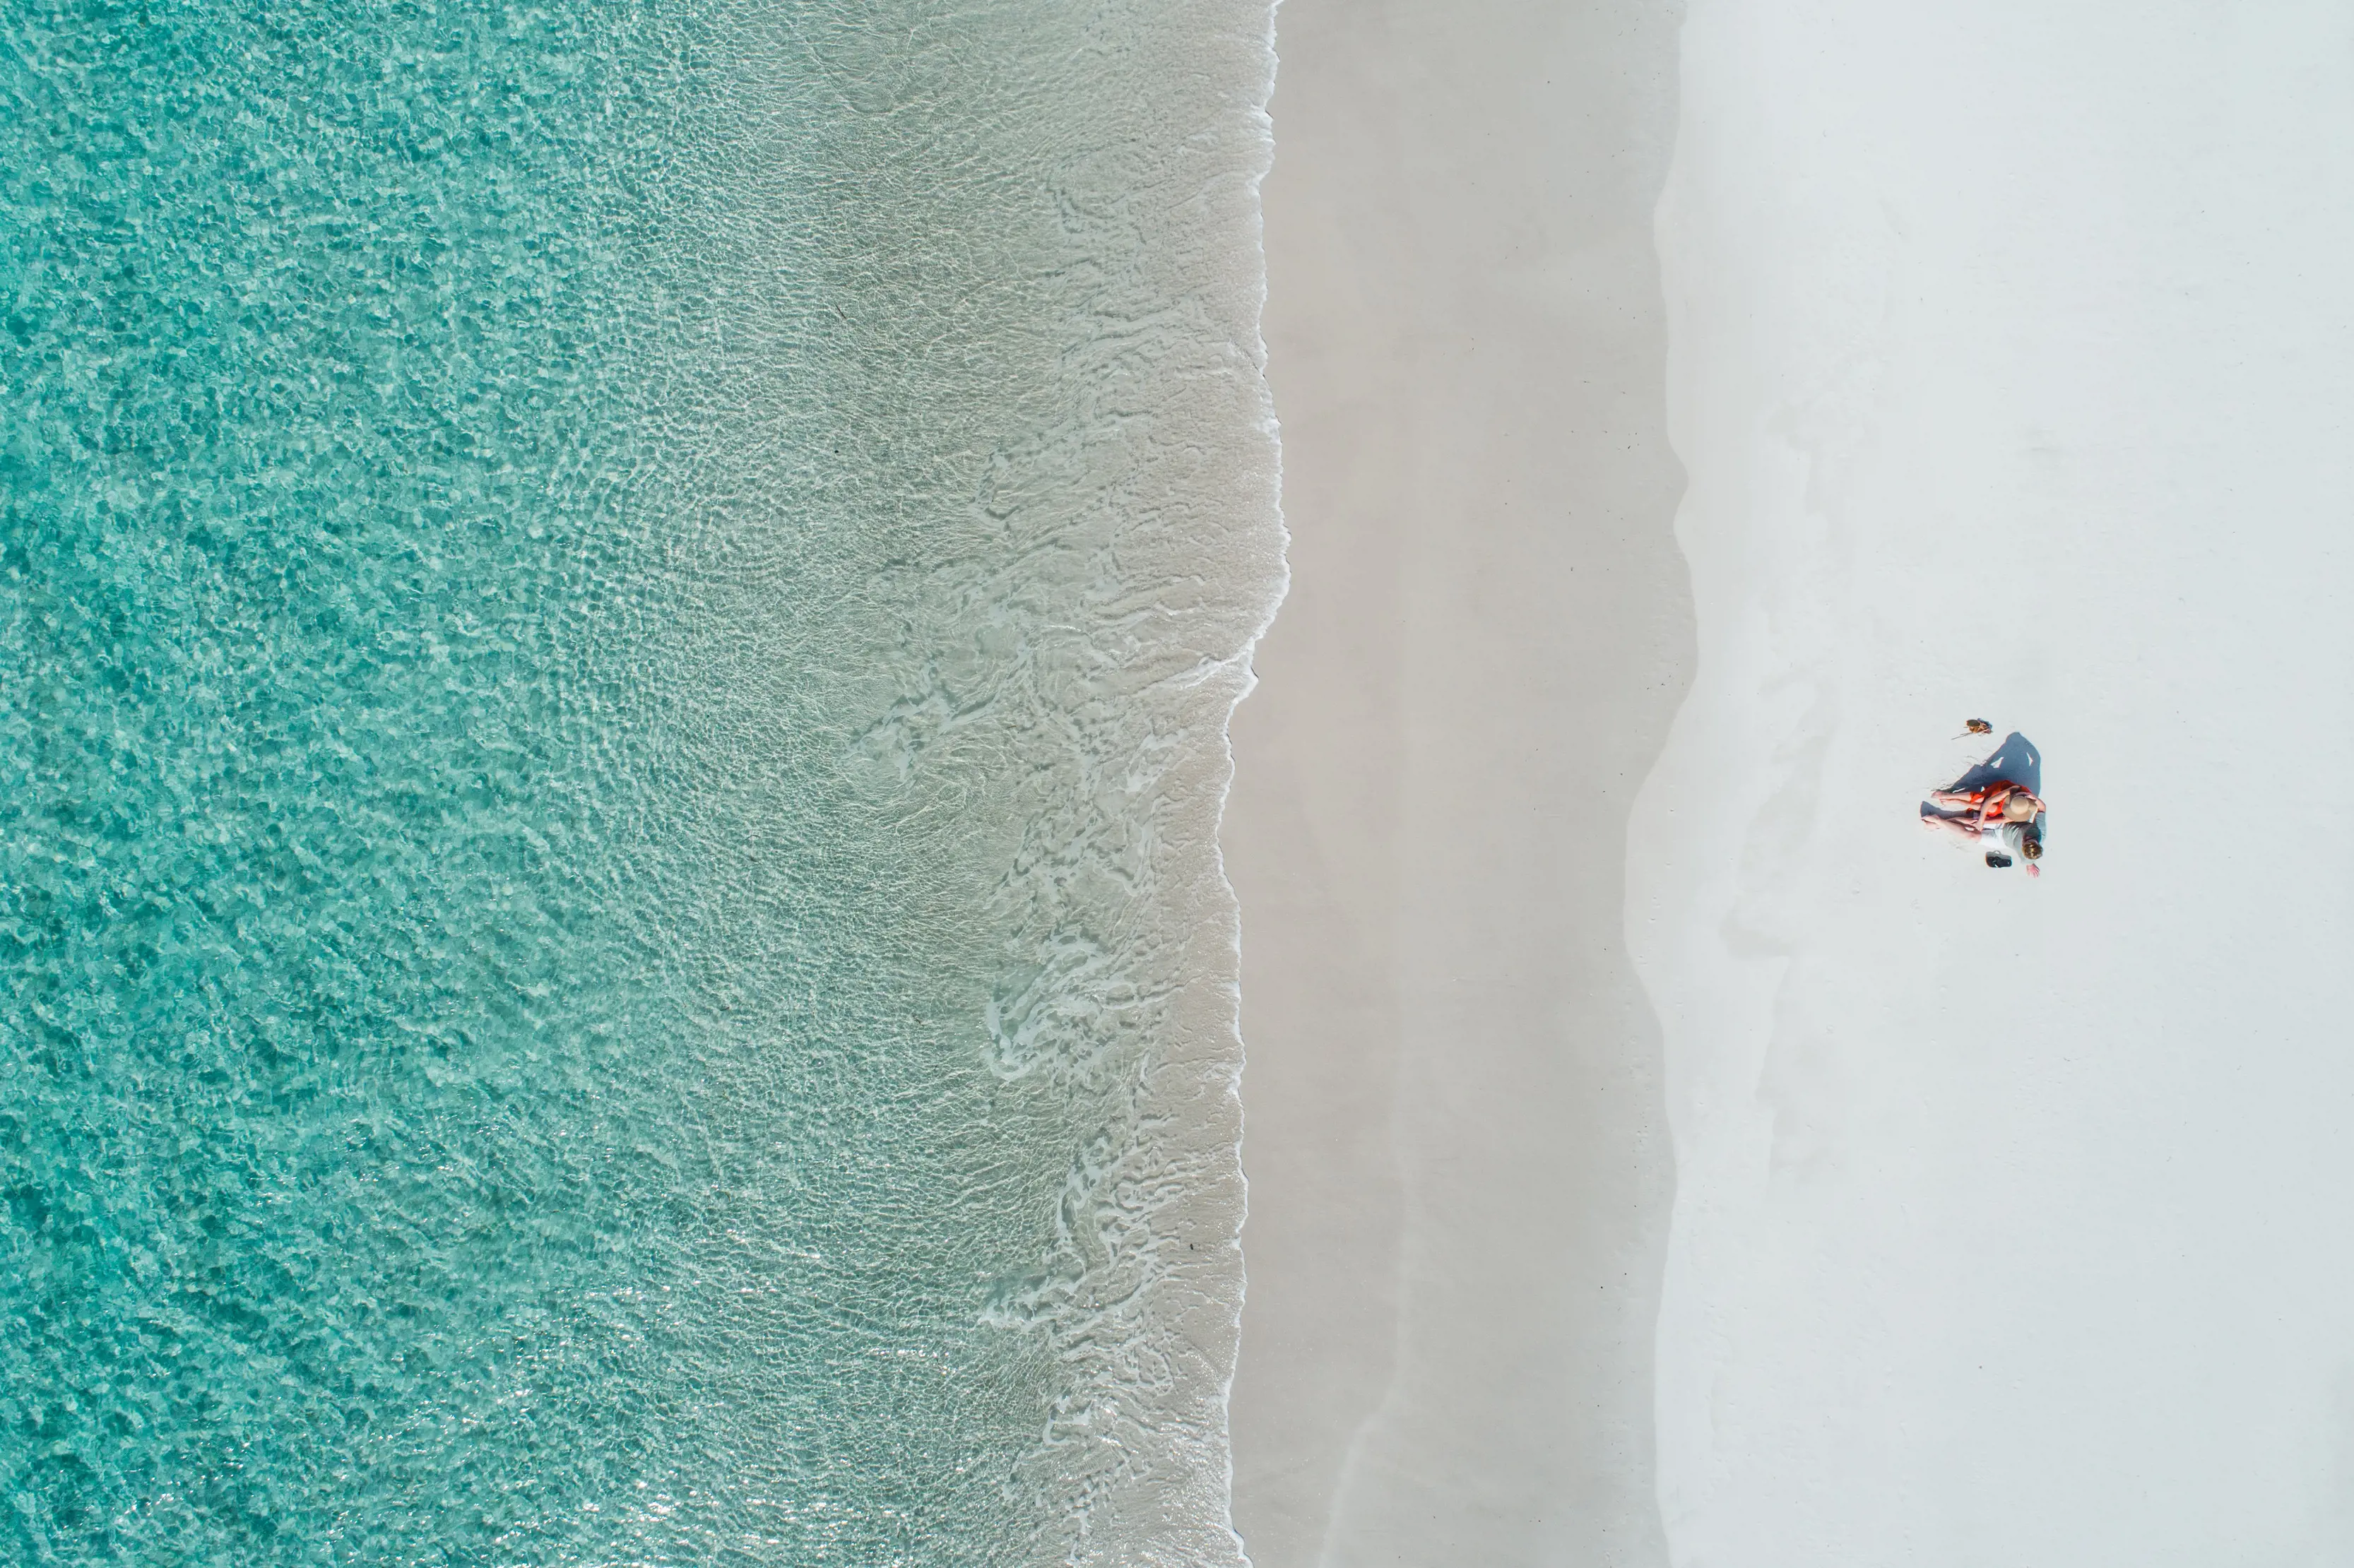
{"left": 1208, "top": 2, "right": 1290, "bottom": 1560}
{"left": 1073, "top": 0, "right": 1289, "bottom": 1560}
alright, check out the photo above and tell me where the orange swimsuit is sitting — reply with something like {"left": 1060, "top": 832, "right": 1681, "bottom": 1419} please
{"left": 1974, "top": 783, "right": 2040, "bottom": 823}
{"left": 1944, "top": 782, "right": 2037, "bottom": 826}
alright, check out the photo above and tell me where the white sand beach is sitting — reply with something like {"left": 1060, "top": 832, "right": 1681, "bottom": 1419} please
{"left": 1224, "top": 1, "right": 1689, "bottom": 1563}
{"left": 1635, "top": 4, "right": 2354, "bottom": 1561}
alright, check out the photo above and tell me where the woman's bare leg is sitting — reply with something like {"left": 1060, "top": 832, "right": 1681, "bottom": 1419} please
{"left": 1919, "top": 812, "right": 1982, "bottom": 843}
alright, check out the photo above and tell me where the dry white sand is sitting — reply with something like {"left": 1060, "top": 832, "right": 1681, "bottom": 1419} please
{"left": 1636, "top": 4, "right": 2354, "bottom": 1562}
{"left": 1223, "top": 2, "right": 1690, "bottom": 1562}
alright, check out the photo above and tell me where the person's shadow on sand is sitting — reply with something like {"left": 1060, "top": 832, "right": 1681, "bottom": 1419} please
{"left": 1939, "top": 732, "right": 2041, "bottom": 798}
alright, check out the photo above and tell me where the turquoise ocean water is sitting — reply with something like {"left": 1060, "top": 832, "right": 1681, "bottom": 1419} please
{"left": 0, "top": 2, "right": 1280, "bottom": 1562}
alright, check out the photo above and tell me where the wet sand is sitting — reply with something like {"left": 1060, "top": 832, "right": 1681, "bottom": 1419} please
{"left": 1223, "top": 2, "right": 1691, "bottom": 1562}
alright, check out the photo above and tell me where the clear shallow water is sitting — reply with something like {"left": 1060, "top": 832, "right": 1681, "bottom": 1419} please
{"left": 0, "top": 2, "right": 1279, "bottom": 1562}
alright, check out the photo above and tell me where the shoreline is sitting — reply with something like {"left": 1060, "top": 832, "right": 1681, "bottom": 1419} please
{"left": 1224, "top": 1, "right": 1692, "bottom": 1562}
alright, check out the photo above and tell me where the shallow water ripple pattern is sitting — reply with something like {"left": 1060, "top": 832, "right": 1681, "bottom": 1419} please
{"left": 0, "top": 1, "right": 1279, "bottom": 1562}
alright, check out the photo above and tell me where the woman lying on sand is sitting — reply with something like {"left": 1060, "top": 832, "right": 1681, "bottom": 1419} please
{"left": 1922, "top": 727, "right": 2047, "bottom": 871}
{"left": 1922, "top": 779, "right": 2045, "bottom": 872}
{"left": 1929, "top": 780, "right": 2045, "bottom": 828}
